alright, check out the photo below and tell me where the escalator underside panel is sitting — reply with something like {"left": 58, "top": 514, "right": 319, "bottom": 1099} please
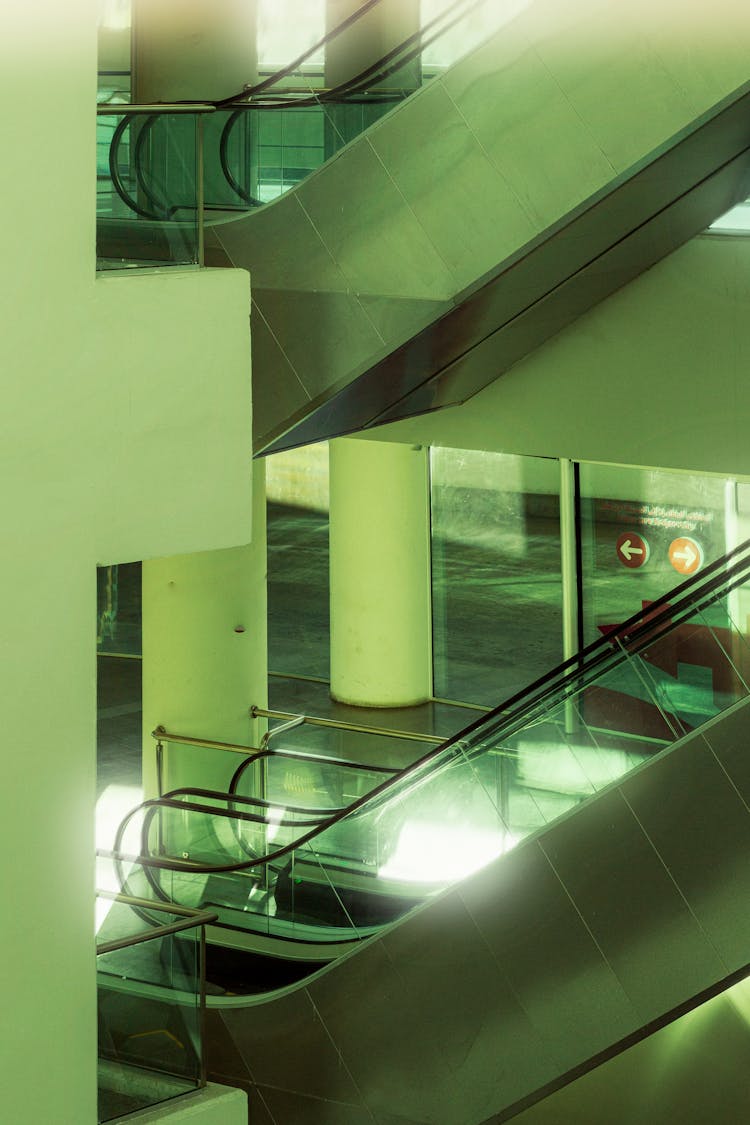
{"left": 203, "top": 0, "right": 750, "bottom": 451}
{"left": 206, "top": 698, "right": 750, "bottom": 1123}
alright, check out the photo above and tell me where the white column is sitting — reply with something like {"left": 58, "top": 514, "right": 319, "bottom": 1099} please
{"left": 133, "top": 0, "right": 258, "bottom": 102}
{"left": 142, "top": 464, "right": 268, "bottom": 796}
{"left": 329, "top": 438, "right": 432, "bottom": 707}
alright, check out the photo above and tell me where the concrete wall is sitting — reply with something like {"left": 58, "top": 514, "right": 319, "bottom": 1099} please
{"left": 0, "top": 3, "right": 252, "bottom": 1121}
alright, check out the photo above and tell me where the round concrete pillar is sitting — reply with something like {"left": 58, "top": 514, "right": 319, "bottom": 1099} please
{"left": 325, "top": 0, "right": 420, "bottom": 89}
{"left": 329, "top": 438, "right": 432, "bottom": 708}
{"left": 133, "top": 0, "right": 258, "bottom": 103}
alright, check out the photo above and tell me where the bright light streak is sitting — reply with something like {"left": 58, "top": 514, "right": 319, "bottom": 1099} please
{"left": 709, "top": 202, "right": 750, "bottom": 233}
{"left": 258, "top": 0, "right": 325, "bottom": 68}
{"left": 98, "top": 0, "right": 131, "bottom": 32}
{"left": 95, "top": 782, "right": 142, "bottom": 932}
{"left": 378, "top": 819, "right": 511, "bottom": 885}
{"left": 516, "top": 740, "right": 632, "bottom": 795}
{"left": 266, "top": 806, "right": 285, "bottom": 844}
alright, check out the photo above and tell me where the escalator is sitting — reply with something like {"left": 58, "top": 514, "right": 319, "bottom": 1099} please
{"left": 97, "top": 0, "right": 750, "bottom": 454}
{"left": 107, "top": 541, "right": 750, "bottom": 1122}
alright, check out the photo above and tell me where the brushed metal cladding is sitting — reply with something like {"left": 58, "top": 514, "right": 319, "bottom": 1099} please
{"left": 221, "top": 985, "right": 362, "bottom": 1103}
{"left": 98, "top": 10, "right": 750, "bottom": 452}
{"left": 702, "top": 696, "right": 750, "bottom": 810}
{"left": 201, "top": 14, "right": 750, "bottom": 453}
{"left": 620, "top": 731, "right": 750, "bottom": 970}
{"left": 366, "top": 80, "right": 540, "bottom": 293}
{"left": 538, "top": 787, "right": 726, "bottom": 1025}
{"left": 456, "top": 838, "right": 641, "bottom": 1071}
{"left": 370, "top": 149, "right": 750, "bottom": 425}
{"left": 206, "top": 697, "right": 750, "bottom": 1124}
{"left": 249, "top": 300, "right": 312, "bottom": 437}
{"left": 263, "top": 93, "right": 750, "bottom": 451}
{"left": 254, "top": 1087, "right": 376, "bottom": 1125}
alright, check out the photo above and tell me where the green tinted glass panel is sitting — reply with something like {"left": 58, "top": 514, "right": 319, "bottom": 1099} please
{"left": 97, "top": 112, "right": 202, "bottom": 270}
{"left": 431, "top": 447, "right": 563, "bottom": 706}
{"left": 97, "top": 896, "right": 203, "bottom": 1122}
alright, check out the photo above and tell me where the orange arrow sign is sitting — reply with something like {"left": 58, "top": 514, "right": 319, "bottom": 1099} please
{"left": 668, "top": 537, "right": 703, "bottom": 576}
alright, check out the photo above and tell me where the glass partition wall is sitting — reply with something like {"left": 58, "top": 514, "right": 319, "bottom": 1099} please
{"left": 430, "top": 448, "right": 563, "bottom": 706}
{"left": 578, "top": 465, "right": 734, "bottom": 641}
{"left": 265, "top": 444, "right": 750, "bottom": 715}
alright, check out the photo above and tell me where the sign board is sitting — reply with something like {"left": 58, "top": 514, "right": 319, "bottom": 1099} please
{"left": 616, "top": 531, "right": 650, "bottom": 569}
{"left": 668, "top": 537, "right": 703, "bottom": 576}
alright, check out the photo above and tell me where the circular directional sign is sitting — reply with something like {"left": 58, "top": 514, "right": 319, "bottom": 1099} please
{"left": 616, "top": 531, "right": 650, "bottom": 569}
{"left": 668, "top": 536, "right": 703, "bottom": 576}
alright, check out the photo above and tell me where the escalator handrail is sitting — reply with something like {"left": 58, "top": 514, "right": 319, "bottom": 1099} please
{"left": 153, "top": 727, "right": 401, "bottom": 776}
{"left": 107, "top": 113, "right": 159, "bottom": 220}
{"left": 104, "top": 108, "right": 204, "bottom": 222}
{"left": 159, "top": 786, "right": 346, "bottom": 821}
{"left": 452, "top": 537, "right": 750, "bottom": 753}
{"left": 215, "top": 0, "right": 476, "bottom": 203}
{"left": 113, "top": 0, "right": 485, "bottom": 214}
{"left": 214, "top": 0, "right": 480, "bottom": 107}
{"left": 219, "top": 0, "right": 485, "bottom": 115}
{"left": 111, "top": 540, "right": 750, "bottom": 883}
{"left": 219, "top": 0, "right": 386, "bottom": 103}
{"left": 226, "top": 744, "right": 400, "bottom": 804}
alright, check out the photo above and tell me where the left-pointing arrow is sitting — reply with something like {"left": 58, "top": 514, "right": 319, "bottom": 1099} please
{"left": 616, "top": 531, "right": 650, "bottom": 568}
{"left": 620, "top": 539, "right": 643, "bottom": 561}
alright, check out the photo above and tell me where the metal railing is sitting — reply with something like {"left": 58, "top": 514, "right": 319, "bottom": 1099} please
{"left": 96, "top": 890, "right": 217, "bottom": 955}
{"left": 96, "top": 0, "right": 492, "bottom": 256}
{"left": 249, "top": 706, "right": 444, "bottom": 745}
{"left": 96, "top": 891, "right": 219, "bottom": 1104}
{"left": 97, "top": 103, "right": 214, "bottom": 266}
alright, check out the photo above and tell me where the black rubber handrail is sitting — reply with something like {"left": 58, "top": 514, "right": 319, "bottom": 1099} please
{"left": 130, "top": 0, "right": 391, "bottom": 214}
{"left": 110, "top": 0, "right": 481, "bottom": 213}
{"left": 218, "top": 0, "right": 386, "bottom": 104}
{"left": 107, "top": 110, "right": 195, "bottom": 222}
{"left": 227, "top": 745, "right": 399, "bottom": 804}
{"left": 223, "top": 0, "right": 481, "bottom": 108}
{"left": 110, "top": 540, "right": 750, "bottom": 889}
{"left": 454, "top": 538, "right": 750, "bottom": 755}
{"left": 107, "top": 114, "right": 157, "bottom": 219}
{"left": 160, "top": 786, "right": 344, "bottom": 820}
{"left": 215, "top": 0, "right": 471, "bottom": 205}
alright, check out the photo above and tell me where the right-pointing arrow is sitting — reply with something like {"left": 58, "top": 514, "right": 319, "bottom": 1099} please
{"left": 673, "top": 545, "right": 697, "bottom": 567}
{"left": 669, "top": 536, "right": 703, "bottom": 575}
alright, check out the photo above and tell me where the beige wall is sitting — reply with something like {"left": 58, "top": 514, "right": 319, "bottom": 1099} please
{"left": 0, "top": 3, "right": 252, "bottom": 1120}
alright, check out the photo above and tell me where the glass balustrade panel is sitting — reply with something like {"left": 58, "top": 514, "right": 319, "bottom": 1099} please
{"left": 97, "top": 112, "right": 201, "bottom": 270}
{"left": 97, "top": 898, "right": 203, "bottom": 1122}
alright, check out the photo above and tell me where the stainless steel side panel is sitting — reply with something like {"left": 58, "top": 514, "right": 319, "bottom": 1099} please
{"left": 205, "top": 696, "right": 750, "bottom": 1124}
{"left": 203, "top": 1, "right": 750, "bottom": 452}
